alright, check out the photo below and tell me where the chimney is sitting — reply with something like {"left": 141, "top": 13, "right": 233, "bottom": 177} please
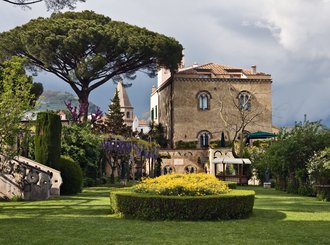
{"left": 192, "top": 62, "right": 198, "bottom": 68}
{"left": 179, "top": 48, "right": 185, "bottom": 69}
{"left": 251, "top": 65, "right": 257, "bottom": 74}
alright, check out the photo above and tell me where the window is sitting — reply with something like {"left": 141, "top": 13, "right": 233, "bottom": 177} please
{"left": 155, "top": 105, "right": 158, "bottom": 119}
{"left": 151, "top": 108, "right": 154, "bottom": 121}
{"left": 163, "top": 165, "right": 175, "bottom": 175}
{"left": 238, "top": 91, "right": 251, "bottom": 111}
{"left": 197, "top": 91, "right": 211, "bottom": 110}
{"left": 197, "top": 130, "right": 211, "bottom": 148}
{"left": 126, "top": 111, "right": 130, "bottom": 119}
{"left": 199, "top": 74, "right": 210, "bottom": 78}
{"left": 184, "top": 165, "right": 197, "bottom": 173}
{"left": 200, "top": 133, "right": 209, "bottom": 147}
{"left": 199, "top": 94, "right": 208, "bottom": 110}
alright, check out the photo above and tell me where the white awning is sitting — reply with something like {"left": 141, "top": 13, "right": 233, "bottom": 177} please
{"left": 213, "top": 157, "right": 251, "bottom": 164}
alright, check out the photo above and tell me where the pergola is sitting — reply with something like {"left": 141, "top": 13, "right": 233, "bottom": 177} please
{"left": 212, "top": 157, "right": 251, "bottom": 184}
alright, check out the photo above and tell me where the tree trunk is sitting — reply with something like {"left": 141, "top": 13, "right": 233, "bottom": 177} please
{"left": 78, "top": 90, "right": 90, "bottom": 123}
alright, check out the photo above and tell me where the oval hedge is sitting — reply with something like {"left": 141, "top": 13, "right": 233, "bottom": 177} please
{"left": 110, "top": 189, "right": 255, "bottom": 220}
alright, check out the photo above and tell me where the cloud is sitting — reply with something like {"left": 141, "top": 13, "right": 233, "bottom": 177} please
{"left": 0, "top": 0, "right": 329, "bottom": 126}
{"left": 256, "top": 0, "right": 330, "bottom": 59}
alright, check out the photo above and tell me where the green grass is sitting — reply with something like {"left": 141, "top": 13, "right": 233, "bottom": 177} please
{"left": 0, "top": 186, "right": 329, "bottom": 245}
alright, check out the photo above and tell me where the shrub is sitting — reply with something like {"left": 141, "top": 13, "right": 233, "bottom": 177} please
{"left": 210, "top": 140, "right": 220, "bottom": 148}
{"left": 35, "top": 112, "right": 62, "bottom": 168}
{"left": 224, "top": 181, "right": 237, "bottom": 189}
{"left": 175, "top": 140, "right": 197, "bottom": 149}
{"left": 56, "top": 156, "right": 83, "bottom": 195}
{"left": 133, "top": 173, "right": 230, "bottom": 196}
{"left": 61, "top": 123, "right": 102, "bottom": 180}
{"left": 110, "top": 189, "right": 255, "bottom": 220}
{"left": 314, "top": 185, "right": 330, "bottom": 201}
{"left": 159, "top": 153, "right": 171, "bottom": 159}
{"left": 307, "top": 147, "right": 330, "bottom": 186}
{"left": 83, "top": 177, "right": 97, "bottom": 187}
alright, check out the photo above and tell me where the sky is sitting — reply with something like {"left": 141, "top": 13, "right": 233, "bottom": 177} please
{"left": 1, "top": 0, "right": 330, "bottom": 126}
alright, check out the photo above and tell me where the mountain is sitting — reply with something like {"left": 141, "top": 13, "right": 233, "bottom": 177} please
{"left": 323, "top": 115, "right": 330, "bottom": 128}
{"left": 36, "top": 90, "right": 100, "bottom": 113}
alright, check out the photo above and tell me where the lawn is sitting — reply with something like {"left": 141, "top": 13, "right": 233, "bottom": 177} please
{"left": 0, "top": 186, "right": 329, "bottom": 245}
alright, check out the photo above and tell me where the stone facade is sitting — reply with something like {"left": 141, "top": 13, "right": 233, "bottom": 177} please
{"left": 159, "top": 149, "right": 209, "bottom": 174}
{"left": 151, "top": 63, "right": 272, "bottom": 149}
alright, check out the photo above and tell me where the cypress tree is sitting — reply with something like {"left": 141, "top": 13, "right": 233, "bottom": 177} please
{"left": 34, "top": 112, "right": 62, "bottom": 167}
{"left": 104, "top": 89, "right": 130, "bottom": 137}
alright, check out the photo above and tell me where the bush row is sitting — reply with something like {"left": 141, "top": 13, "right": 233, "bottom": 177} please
{"left": 175, "top": 140, "right": 197, "bottom": 149}
{"left": 110, "top": 189, "right": 255, "bottom": 220}
{"left": 224, "top": 181, "right": 237, "bottom": 189}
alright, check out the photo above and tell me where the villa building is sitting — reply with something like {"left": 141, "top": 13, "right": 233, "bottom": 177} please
{"left": 150, "top": 61, "right": 273, "bottom": 183}
{"left": 150, "top": 63, "right": 272, "bottom": 149}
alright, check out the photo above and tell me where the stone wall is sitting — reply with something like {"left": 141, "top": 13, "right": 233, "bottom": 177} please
{"left": 157, "top": 81, "right": 172, "bottom": 143}
{"left": 171, "top": 77, "right": 272, "bottom": 145}
{"left": 159, "top": 149, "right": 209, "bottom": 173}
{"left": 0, "top": 155, "right": 62, "bottom": 200}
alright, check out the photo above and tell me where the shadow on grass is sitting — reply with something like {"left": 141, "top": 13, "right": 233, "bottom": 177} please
{"left": 0, "top": 187, "right": 115, "bottom": 218}
{"left": 1, "top": 185, "right": 329, "bottom": 245}
{"left": 251, "top": 208, "right": 286, "bottom": 220}
{"left": 0, "top": 216, "right": 329, "bottom": 244}
{"left": 242, "top": 186, "right": 330, "bottom": 213}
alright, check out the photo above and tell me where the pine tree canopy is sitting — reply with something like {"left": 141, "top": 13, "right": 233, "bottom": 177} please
{"left": 0, "top": 11, "right": 183, "bottom": 121}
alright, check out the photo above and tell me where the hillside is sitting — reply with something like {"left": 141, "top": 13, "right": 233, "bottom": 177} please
{"left": 36, "top": 90, "right": 99, "bottom": 113}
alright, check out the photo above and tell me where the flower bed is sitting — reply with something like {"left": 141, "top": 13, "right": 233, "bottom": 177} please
{"left": 133, "top": 173, "right": 230, "bottom": 196}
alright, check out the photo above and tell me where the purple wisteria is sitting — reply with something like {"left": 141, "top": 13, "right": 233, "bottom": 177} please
{"left": 102, "top": 138, "right": 159, "bottom": 160}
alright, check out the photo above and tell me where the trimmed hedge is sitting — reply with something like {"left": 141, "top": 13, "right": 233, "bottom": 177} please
{"left": 110, "top": 189, "right": 255, "bottom": 220}
{"left": 35, "top": 112, "right": 62, "bottom": 168}
{"left": 56, "top": 156, "right": 83, "bottom": 195}
{"left": 224, "top": 181, "right": 237, "bottom": 189}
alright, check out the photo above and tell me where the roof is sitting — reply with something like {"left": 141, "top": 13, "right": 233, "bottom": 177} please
{"left": 213, "top": 157, "right": 251, "bottom": 164}
{"left": 116, "top": 80, "right": 133, "bottom": 109}
{"left": 139, "top": 119, "right": 149, "bottom": 126}
{"left": 177, "top": 63, "right": 270, "bottom": 76}
{"left": 247, "top": 131, "right": 277, "bottom": 139}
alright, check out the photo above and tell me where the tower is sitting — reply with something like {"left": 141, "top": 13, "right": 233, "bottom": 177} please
{"left": 116, "top": 80, "right": 134, "bottom": 128}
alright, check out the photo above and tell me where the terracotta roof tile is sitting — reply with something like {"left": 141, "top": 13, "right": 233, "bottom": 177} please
{"left": 178, "top": 63, "right": 269, "bottom": 76}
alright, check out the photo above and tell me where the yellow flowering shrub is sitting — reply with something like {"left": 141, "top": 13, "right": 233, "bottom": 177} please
{"left": 133, "top": 173, "right": 230, "bottom": 196}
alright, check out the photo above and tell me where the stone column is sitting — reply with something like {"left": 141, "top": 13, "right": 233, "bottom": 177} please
{"left": 209, "top": 148, "right": 215, "bottom": 175}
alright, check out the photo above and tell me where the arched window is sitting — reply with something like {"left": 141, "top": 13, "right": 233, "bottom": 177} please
{"left": 238, "top": 91, "right": 251, "bottom": 111}
{"left": 163, "top": 165, "right": 175, "bottom": 175}
{"left": 197, "top": 130, "right": 211, "bottom": 148}
{"left": 184, "top": 165, "right": 197, "bottom": 173}
{"left": 196, "top": 91, "right": 211, "bottom": 110}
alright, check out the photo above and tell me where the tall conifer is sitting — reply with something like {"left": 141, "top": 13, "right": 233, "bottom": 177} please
{"left": 104, "top": 89, "right": 130, "bottom": 137}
